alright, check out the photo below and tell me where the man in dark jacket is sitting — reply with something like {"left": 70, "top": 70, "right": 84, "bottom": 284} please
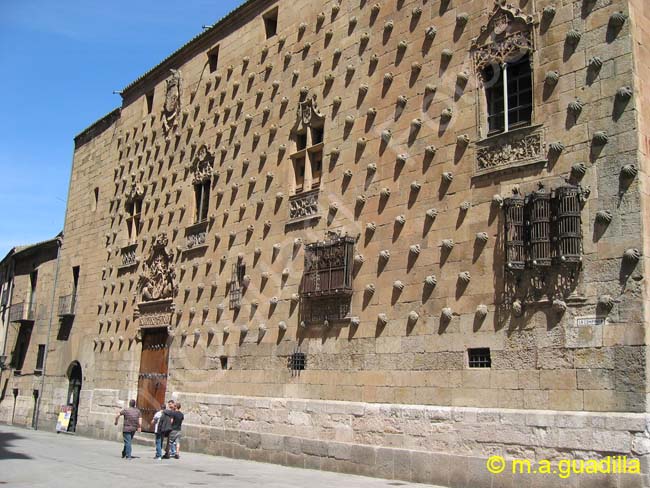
{"left": 168, "top": 402, "right": 184, "bottom": 459}
{"left": 159, "top": 400, "right": 175, "bottom": 459}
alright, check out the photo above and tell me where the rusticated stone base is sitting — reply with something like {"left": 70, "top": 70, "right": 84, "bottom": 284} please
{"left": 35, "top": 390, "right": 649, "bottom": 487}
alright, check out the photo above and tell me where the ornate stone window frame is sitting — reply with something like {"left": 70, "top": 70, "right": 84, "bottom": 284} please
{"left": 124, "top": 179, "right": 145, "bottom": 244}
{"left": 190, "top": 144, "right": 214, "bottom": 225}
{"left": 471, "top": 1, "right": 545, "bottom": 178}
{"left": 287, "top": 91, "right": 324, "bottom": 225}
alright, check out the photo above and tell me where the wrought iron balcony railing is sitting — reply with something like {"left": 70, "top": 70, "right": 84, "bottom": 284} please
{"left": 9, "top": 302, "right": 36, "bottom": 323}
{"left": 58, "top": 294, "right": 77, "bottom": 317}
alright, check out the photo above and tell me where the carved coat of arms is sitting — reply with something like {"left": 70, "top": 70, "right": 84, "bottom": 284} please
{"left": 138, "top": 234, "right": 178, "bottom": 302}
{"left": 191, "top": 144, "right": 214, "bottom": 185}
{"left": 162, "top": 70, "right": 181, "bottom": 139}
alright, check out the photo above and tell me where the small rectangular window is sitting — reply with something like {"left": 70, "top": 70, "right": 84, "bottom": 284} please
{"left": 35, "top": 344, "right": 45, "bottom": 371}
{"left": 194, "top": 181, "right": 210, "bottom": 223}
{"left": 208, "top": 46, "right": 219, "bottom": 73}
{"left": 146, "top": 91, "right": 154, "bottom": 114}
{"left": 263, "top": 8, "right": 278, "bottom": 39}
{"left": 296, "top": 132, "right": 307, "bottom": 151}
{"left": 468, "top": 348, "right": 491, "bottom": 368}
{"left": 92, "top": 187, "right": 99, "bottom": 212}
{"left": 220, "top": 356, "right": 228, "bottom": 369}
{"left": 310, "top": 127, "right": 323, "bottom": 145}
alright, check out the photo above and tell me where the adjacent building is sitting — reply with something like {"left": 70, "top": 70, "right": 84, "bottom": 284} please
{"left": 2, "top": 0, "right": 650, "bottom": 486}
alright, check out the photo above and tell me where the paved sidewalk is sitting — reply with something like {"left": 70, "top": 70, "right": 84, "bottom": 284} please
{"left": 0, "top": 425, "right": 440, "bottom": 488}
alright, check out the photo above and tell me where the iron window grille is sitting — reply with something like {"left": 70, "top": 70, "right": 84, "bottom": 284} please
{"left": 503, "top": 184, "right": 584, "bottom": 272}
{"left": 555, "top": 185, "right": 583, "bottom": 265}
{"left": 288, "top": 349, "right": 306, "bottom": 376}
{"left": 300, "top": 234, "right": 355, "bottom": 298}
{"left": 468, "top": 348, "right": 491, "bottom": 368}
{"left": 504, "top": 191, "right": 526, "bottom": 271}
{"left": 529, "top": 185, "right": 551, "bottom": 268}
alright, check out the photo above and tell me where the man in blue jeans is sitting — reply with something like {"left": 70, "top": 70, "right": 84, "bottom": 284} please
{"left": 152, "top": 402, "right": 174, "bottom": 460}
{"left": 114, "top": 399, "right": 142, "bottom": 459}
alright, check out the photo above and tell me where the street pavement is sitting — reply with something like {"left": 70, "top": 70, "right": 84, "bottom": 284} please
{"left": 0, "top": 425, "right": 439, "bottom": 488}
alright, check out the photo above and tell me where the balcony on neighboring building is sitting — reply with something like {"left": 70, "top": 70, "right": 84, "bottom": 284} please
{"left": 9, "top": 302, "right": 36, "bottom": 323}
{"left": 58, "top": 294, "right": 77, "bottom": 317}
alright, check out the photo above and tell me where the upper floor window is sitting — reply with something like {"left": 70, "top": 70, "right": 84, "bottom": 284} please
{"left": 483, "top": 56, "right": 532, "bottom": 136}
{"left": 290, "top": 94, "right": 324, "bottom": 195}
{"left": 263, "top": 8, "right": 278, "bottom": 39}
{"left": 126, "top": 198, "right": 142, "bottom": 241}
{"left": 145, "top": 91, "right": 154, "bottom": 114}
{"left": 208, "top": 46, "right": 219, "bottom": 73}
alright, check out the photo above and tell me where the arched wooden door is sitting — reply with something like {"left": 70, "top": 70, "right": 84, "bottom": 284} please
{"left": 67, "top": 361, "right": 82, "bottom": 432}
{"left": 136, "top": 328, "right": 169, "bottom": 432}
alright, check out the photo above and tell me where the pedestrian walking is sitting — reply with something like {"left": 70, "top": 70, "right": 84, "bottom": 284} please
{"left": 114, "top": 399, "right": 142, "bottom": 459}
{"left": 150, "top": 403, "right": 165, "bottom": 460}
{"left": 168, "top": 402, "right": 184, "bottom": 459}
{"left": 160, "top": 400, "right": 175, "bottom": 459}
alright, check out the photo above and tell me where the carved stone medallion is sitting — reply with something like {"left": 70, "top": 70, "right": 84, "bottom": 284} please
{"left": 137, "top": 233, "right": 178, "bottom": 302}
{"left": 191, "top": 144, "right": 214, "bottom": 185}
{"left": 162, "top": 70, "right": 181, "bottom": 139}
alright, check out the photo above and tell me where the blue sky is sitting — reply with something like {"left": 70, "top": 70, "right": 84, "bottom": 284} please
{"left": 0, "top": 0, "right": 244, "bottom": 257}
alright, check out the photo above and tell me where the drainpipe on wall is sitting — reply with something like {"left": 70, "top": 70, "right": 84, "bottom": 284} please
{"left": 33, "top": 237, "right": 62, "bottom": 430}
{"left": 0, "top": 260, "right": 16, "bottom": 400}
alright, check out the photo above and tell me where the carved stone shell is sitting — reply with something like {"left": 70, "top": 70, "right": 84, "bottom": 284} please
{"left": 425, "top": 145, "right": 437, "bottom": 157}
{"left": 365, "top": 283, "right": 376, "bottom": 294}
{"left": 279, "top": 321, "right": 288, "bottom": 331}
{"left": 456, "top": 12, "right": 469, "bottom": 24}
{"left": 460, "top": 201, "right": 471, "bottom": 211}
{"left": 384, "top": 20, "right": 394, "bottom": 32}
{"left": 366, "top": 222, "right": 377, "bottom": 232}
{"left": 492, "top": 194, "right": 504, "bottom": 207}
{"left": 617, "top": 86, "right": 633, "bottom": 100}
{"left": 426, "top": 208, "right": 439, "bottom": 219}
{"left": 442, "top": 172, "right": 454, "bottom": 183}
{"left": 441, "top": 108, "right": 453, "bottom": 120}
{"left": 425, "top": 26, "right": 437, "bottom": 40}
{"left": 379, "top": 250, "right": 391, "bottom": 260}
{"left": 593, "top": 131, "right": 609, "bottom": 145}
{"left": 393, "top": 281, "right": 405, "bottom": 291}
{"left": 442, "top": 239, "right": 455, "bottom": 250}
{"left": 476, "top": 232, "right": 489, "bottom": 243}
{"left": 441, "top": 308, "right": 453, "bottom": 320}
{"left": 542, "top": 6, "right": 556, "bottom": 19}
{"left": 552, "top": 299, "right": 567, "bottom": 315}
{"left": 566, "top": 30, "right": 582, "bottom": 45}
{"left": 367, "top": 163, "right": 377, "bottom": 173}
{"left": 354, "top": 254, "right": 365, "bottom": 265}
{"left": 568, "top": 99, "right": 584, "bottom": 114}
{"left": 458, "top": 271, "right": 471, "bottom": 283}
{"left": 356, "top": 194, "right": 367, "bottom": 205}
{"left": 395, "top": 215, "right": 406, "bottom": 225}
{"left": 595, "top": 210, "right": 613, "bottom": 224}
{"left": 571, "top": 162, "right": 587, "bottom": 179}
{"left": 609, "top": 12, "right": 628, "bottom": 28}
{"left": 621, "top": 164, "right": 638, "bottom": 179}
{"left": 411, "top": 181, "right": 421, "bottom": 191}
{"left": 545, "top": 71, "right": 560, "bottom": 85}
{"left": 623, "top": 248, "right": 641, "bottom": 262}
{"left": 410, "top": 245, "right": 421, "bottom": 255}
{"left": 424, "top": 275, "right": 437, "bottom": 287}
{"left": 367, "top": 107, "right": 377, "bottom": 117}
{"left": 396, "top": 154, "right": 408, "bottom": 164}
{"left": 377, "top": 313, "right": 389, "bottom": 325}
{"left": 598, "top": 295, "right": 614, "bottom": 311}
{"left": 549, "top": 142, "right": 565, "bottom": 153}
{"left": 589, "top": 57, "right": 603, "bottom": 70}
{"left": 441, "top": 49, "right": 453, "bottom": 60}
{"left": 381, "top": 188, "right": 391, "bottom": 198}
{"left": 476, "top": 304, "right": 488, "bottom": 318}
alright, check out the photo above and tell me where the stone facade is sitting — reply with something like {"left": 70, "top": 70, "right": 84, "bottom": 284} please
{"left": 2, "top": 0, "right": 650, "bottom": 486}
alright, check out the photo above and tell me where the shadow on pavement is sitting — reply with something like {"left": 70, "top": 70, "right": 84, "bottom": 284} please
{"left": 0, "top": 431, "right": 32, "bottom": 460}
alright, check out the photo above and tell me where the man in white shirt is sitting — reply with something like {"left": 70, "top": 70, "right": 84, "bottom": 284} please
{"left": 150, "top": 403, "right": 165, "bottom": 460}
